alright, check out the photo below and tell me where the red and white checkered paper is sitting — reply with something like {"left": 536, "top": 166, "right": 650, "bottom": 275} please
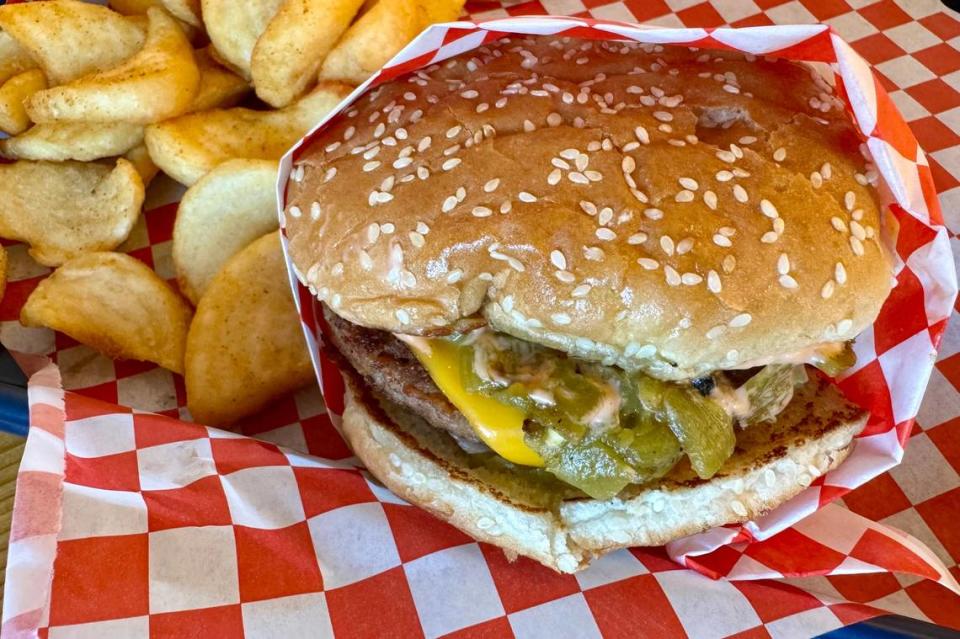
{"left": 4, "top": 2, "right": 960, "bottom": 638}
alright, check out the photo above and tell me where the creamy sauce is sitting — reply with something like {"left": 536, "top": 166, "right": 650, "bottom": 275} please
{"left": 731, "top": 342, "right": 845, "bottom": 370}
{"left": 710, "top": 385, "right": 753, "bottom": 419}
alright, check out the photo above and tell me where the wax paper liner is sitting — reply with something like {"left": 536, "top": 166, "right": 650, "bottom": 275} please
{"left": 277, "top": 19, "right": 958, "bottom": 584}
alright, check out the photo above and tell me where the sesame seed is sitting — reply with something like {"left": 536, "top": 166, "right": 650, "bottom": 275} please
{"left": 598, "top": 208, "right": 613, "bottom": 226}
{"left": 660, "top": 235, "right": 675, "bottom": 256}
{"left": 572, "top": 284, "right": 591, "bottom": 297}
{"left": 442, "top": 158, "right": 461, "bottom": 171}
{"left": 472, "top": 206, "right": 492, "bottom": 217}
{"left": 484, "top": 178, "right": 500, "bottom": 192}
{"left": 732, "top": 168, "right": 750, "bottom": 178}
{"left": 519, "top": 191, "right": 536, "bottom": 202}
{"left": 628, "top": 232, "right": 648, "bottom": 245}
{"left": 852, "top": 208, "right": 864, "bottom": 221}
{"left": 596, "top": 228, "right": 616, "bottom": 241}
{"left": 773, "top": 147, "right": 787, "bottom": 162}
{"left": 446, "top": 126, "right": 461, "bottom": 139}
{"left": 446, "top": 269, "right": 462, "bottom": 284}
{"left": 653, "top": 111, "right": 673, "bottom": 122}
{"left": 707, "top": 270, "right": 721, "bottom": 293}
{"left": 723, "top": 84, "right": 740, "bottom": 94}
{"left": 409, "top": 231, "right": 425, "bottom": 248}
{"left": 838, "top": 318, "right": 853, "bottom": 334}
{"left": 460, "top": 89, "right": 479, "bottom": 99}
{"left": 569, "top": 172, "right": 589, "bottom": 184}
{"left": 635, "top": 126, "right": 650, "bottom": 144}
{"left": 849, "top": 236, "right": 864, "bottom": 256}
{"left": 642, "top": 206, "right": 660, "bottom": 219}
{"left": 723, "top": 255, "right": 736, "bottom": 273}
{"left": 761, "top": 231, "right": 778, "bottom": 243}
{"left": 664, "top": 265, "right": 681, "bottom": 286}
{"left": 547, "top": 169, "right": 562, "bottom": 185}
{"left": 476, "top": 102, "right": 489, "bottom": 113}
{"left": 288, "top": 205, "right": 302, "bottom": 219}
{"left": 443, "top": 145, "right": 460, "bottom": 157}
{"left": 325, "top": 141, "right": 341, "bottom": 152}
{"left": 523, "top": 119, "right": 535, "bottom": 132}
{"left": 442, "top": 196, "right": 457, "bottom": 213}
{"left": 733, "top": 184, "right": 748, "bottom": 203}
{"left": 706, "top": 325, "right": 725, "bottom": 340}
{"left": 552, "top": 157, "right": 571, "bottom": 170}
{"left": 309, "top": 202, "right": 321, "bottom": 220}
{"left": 456, "top": 187, "right": 466, "bottom": 201}
{"left": 575, "top": 154, "right": 589, "bottom": 172}
{"left": 703, "top": 190, "right": 718, "bottom": 210}
{"left": 719, "top": 226, "right": 736, "bottom": 237}
{"left": 810, "top": 171, "right": 823, "bottom": 188}
{"left": 713, "top": 234, "right": 732, "bottom": 247}
{"left": 731, "top": 500, "right": 747, "bottom": 517}
{"left": 547, "top": 112, "right": 562, "bottom": 127}
{"left": 821, "top": 280, "right": 835, "bottom": 299}
{"left": 850, "top": 220, "right": 866, "bottom": 241}
{"left": 631, "top": 189, "right": 649, "bottom": 204}
{"left": 500, "top": 201, "right": 512, "bottom": 214}
{"left": 376, "top": 191, "right": 394, "bottom": 203}
{"left": 676, "top": 238, "right": 694, "bottom": 254}
{"left": 777, "top": 253, "right": 790, "bottom": 275}
{"left": 739, "top": 136, "right": 757, "bottom": 145}
{"left": 831, "top": 217, "right": 846, "bottom": 232}
{"left": 621, "top": 156, "right": 636, "bottom": 174}
{"left": 716, "top": 150, "right": 736, "bottom": 163}
{"left": 584, "top": 246, "right": 605, "bottom": 261}
{"left": 344, "top": 126, "right": 355, "bottom": 140}
{"left": 779, "top": 274, "right": 799, "bottom": 289}
{"left": 396, "top": 309, "right": 411, "bottom": 324}
{"left": 681, "top": 272, "right": 702, "bottom": 285}
{"left": 555, "top": 270, "right": 575, "bottom": 283}
{"left": 679, "top": 177, "right": 699, "bottom": 190}
{"left": 760, "top": 199, "right": 779, "bottom": 218}
{"left": 366, "top": 223, "right": 380, "bottom": 244}
{"left": 729, "top": 313, "right": 752, "bottom": 328}
{"left": 675, "top": 189, "right": 695, "bottom": 203}
{"left": 716, "top": 170, "right": 734, "bottom": 182}
{"left": 821, "top": 162, "right": 832, "bottom": 179}
{"left": 580, "top": 201, "right": 597, "bottom": 216}
{"left": 380, "top": 222, "right": 395, "bottom": 234}
{"left": 773, "top": 217, "right": 785, "bottom": 234}
{"left": 844, "top": 191, "right": 855, "bottom": 211}
{"left": 363, "top": 161, "right": 381, "bottom": 172}
{"left": 550, "top": 250, "right": 567, "bottom": 270}
{"left": 551, "top": 313, "right": 572, "bottom": 325}
{"left": 638, "top": 257, "right": 659, "bottom": 270}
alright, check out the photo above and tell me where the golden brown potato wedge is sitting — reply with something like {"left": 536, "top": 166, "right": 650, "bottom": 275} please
{"left": 201, "top": 0, "right": 284, "bottom": 80}
{"left": 124, "top": 144, "right": 161, "bottom": 188}
{"left": 0, "top": 159, "right": 144, "bottom": 266}
{"left": 21, "top": 252, "right": 192, "bottom": 373}
{"left": 144, "top": 81, "right": 350, "bottom": 185}
{"left": 25, "top": 8, "right": 199, "bottom": 124}
{"left": 0, "top": 122, "right": 143, "bottom": 162}
{"left": 0, "top": 0, "right": 145, "bottom": 85}
{"left": 189, "top": 47, "right": 250, "bottom": 112}
{"left": 251, "top": 0, "right": 364, "bottom": 107}
{"left": 174, "top": 159, "right": 280, "bottom": 304}
{"left": 0, "top": 31, "right": 37, "bottom": 86}
{"left": 186, "top": 231, "right": 314, "bottom": 426}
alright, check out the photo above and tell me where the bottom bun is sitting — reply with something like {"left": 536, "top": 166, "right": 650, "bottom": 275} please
{"left": 339, "top": 368, "right": 866, "bottom": 573}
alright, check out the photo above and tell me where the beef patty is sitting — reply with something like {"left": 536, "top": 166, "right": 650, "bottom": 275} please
{"left": 323, "top": 306, "right": 486, "bottom": 450}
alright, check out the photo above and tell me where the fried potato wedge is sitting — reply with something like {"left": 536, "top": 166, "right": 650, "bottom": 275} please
{"left": 159, "top": 0, "right": 201, "bottom": 27}
{"left": 186, "top": 231, "right": 313, "bottom": 426}
{"left": 0, "top": 69, "right": 46, "bottom": 135}
{"left": 189, "top": 47, "right": 250, "bottom": 112}
{"left": 0, "top": 31, "right": 37, "bottom": 86}
{"left": 0, "top": 0, "right": 145, "bottom": 85}
{"left": 318, "top": 0, "right": 424, "bottom": 85}
{"left": 418, "top": 0, "right": 465, "bottom": 23}
{"left": 174, "top": 159, "right": 279, "bottom": 304}
{"left": 25, "top": 8, "right": 199, "bottom": 124}
{"left": 251, "top": 0, "right": 364, "bottom": 107}
{"left": 21, "top": 252, "right": 192, "bottom": 373}
{"left": 144, "top": 81, "right": 350, "bottom": 185}
{"left": 0, "top": 122, "right": 143, "bottom": 161}
{"left": 0, "top": 159, "right": 144, "bottom": 266}
{"left": 124, "top": 144, "right": 160, "bottom": 188}
{"left": 202, "top": 0, "right": 284, "bottom": 80}
{"left": 0, "top": 244, "right": 7, "bottom": 304}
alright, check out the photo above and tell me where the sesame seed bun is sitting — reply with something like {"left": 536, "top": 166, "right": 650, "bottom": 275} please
{"left": 339, "top": 362, "right": 865, "bottom": 573}
{"left": 284, "top": 35, "right": 893, "bottom": 380}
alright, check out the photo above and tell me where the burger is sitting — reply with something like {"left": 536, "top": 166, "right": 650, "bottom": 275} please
{"left": 283, "top": 35, "right": 892, "bottom": 573}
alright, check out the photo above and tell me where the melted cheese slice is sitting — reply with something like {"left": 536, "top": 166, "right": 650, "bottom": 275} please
{"left": 396, "top": 335, "right": 544, "bottom": 467}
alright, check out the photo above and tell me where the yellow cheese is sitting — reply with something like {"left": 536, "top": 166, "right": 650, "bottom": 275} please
{"left": 396, "top": 335, "right": 544, "bottom": 467}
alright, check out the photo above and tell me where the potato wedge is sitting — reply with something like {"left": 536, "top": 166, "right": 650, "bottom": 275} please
{"left": 174, "top": 159, "right": 279, "bottom": 304}
{"left": 21, "top": 252, "right": 192, "bottom": 373}
{"left": 0, "top": 0, "right": 145, "bottom": 85}
{"left": 25, "top": 8, "right": 199, "bottom": 124}
{"left": 201, "top": 0, "right": 284, "bottom": 80}
{"left": 160, "top": 0, "right": 201, "bottom": 27}
{"left": 0, "top": 159, "right": 144, "bottom": 266}
{"left": 418, "top": 0, "right": 465, "bottom": 23}
{"left": 109, "top": 0, "right": 161, "bottom": 14}
{"left": 0, "top": 69, "right": 47, "bottom": 135}
{"left": 318, "top": 0, "right": 424, "bottom": 85}
{"left": 0, "top": 31, "right": 37, "bottom": 86}
{"left": 0, "top": 122, "right": 143, "bottom": 162}
{"left": 186, "top": 231, "right": 313, "bottom": 426}
{"left": 144, "top": 81, "right": 350, "bottom": 185}
{"left": 189, "top": 47, "right": 250, "bottom": 112}
{"left": 251, "top": 0, "right": 364, "bottom": 107}
{"left": 124, "top": 144, "right": 160, "bottom": 188}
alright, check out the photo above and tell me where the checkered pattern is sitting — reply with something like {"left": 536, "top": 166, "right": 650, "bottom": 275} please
{"left": 2, "top": 1, "right": 960, "bottom": 637}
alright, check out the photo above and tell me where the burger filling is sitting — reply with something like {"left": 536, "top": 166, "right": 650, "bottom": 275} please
{"left": 400, "top": 329, "right": 854, "bottom": 500}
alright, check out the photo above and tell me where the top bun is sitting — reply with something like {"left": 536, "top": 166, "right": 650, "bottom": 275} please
{"left": 285, "top": 36, "right": 893, "bottom": 380}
